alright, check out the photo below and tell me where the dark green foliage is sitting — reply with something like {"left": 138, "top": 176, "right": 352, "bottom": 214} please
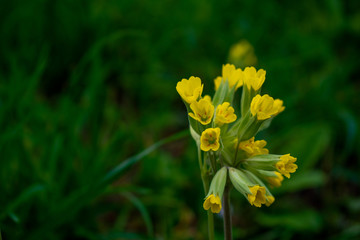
{"left": 0, "top": 0, "right": 359, "bottom": 239}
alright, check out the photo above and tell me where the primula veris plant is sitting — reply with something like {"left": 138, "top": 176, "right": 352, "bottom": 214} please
{"left": 176, "top": 64, "right": 298, "bottom": 240}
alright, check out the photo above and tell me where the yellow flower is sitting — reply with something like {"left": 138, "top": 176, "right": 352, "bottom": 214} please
{"left": 188, "top": 98, "right": 214, "bottom": 125}
{"left": 247, "top": 185, "right": 267, "bottom": 207}
{"left": 203, "top": 194, "right": 222, "bottom": 213}
{"left": 215, "top": 102, "right": 237, "bottom": 126}
{"left": 203, "top": 95, "right": 212, "bottom": 103}
{"left": 176, "top": 76, "right": 203, "bottom": 103}
{"left": 238, "top": 137, "right": 269, "bottom": 157}
{"left": 276, "top": 154, "right": 298, "bottom": 178}
{"left": 214, "top": 76, "right": 222, "bottom": 90}
{"left": 265, "top": 195, "right": 275, "bottom": 207}
{"left": 214, "top": 64, "right": 243, "bottom": 90}
{"left": 267, "top": 172, "right": 284, "bottom": 187}
{"left": 200, "top": 128, "right": 221, "bottom": 151}
{"left": 228, "top": 40, "right": 257, "bottom": 66}
{"left": 243, "top": 67, "right": 266, "bottom": 91}
{"left": 250, "top": 94, "right": 285, "bottom": 120}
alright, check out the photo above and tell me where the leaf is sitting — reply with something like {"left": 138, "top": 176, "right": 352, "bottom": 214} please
{"left": 28, "top": 129, "right": 189, "bottom": 238}
{"left": 256, "top": 209, "right": 323, "bottom": 232}
{"left": 269, "top": 123, "right": 331, "bottom": 170}
{"left": 96, "top": 129, "right": 189, "bottom": 188}
{"left": 122, "top": 192, "right": 153, "bottom": 237}
{"left": 273, "top": 170, "right": 326, "bottom": 194}
{"left": 0, "top": 184, "right": 45, "bottom": 221}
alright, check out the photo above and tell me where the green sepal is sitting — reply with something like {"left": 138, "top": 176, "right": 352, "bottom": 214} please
{"left": 182, "top": 100, "right": 201, "bottom": 135}
{"left": 189, "top": 125, "right": 200, "bottom": 145}
{"left": 228, "top": 168, "right": 252, "bottom": 196}
{"left": 241, "top": 86, "right": 260, "bottom": 118}
{"left": 212, "top": 79, "right": 229, "bottom": 107}
{"left": 206, "top": 167, "right": 227, "bottom": 199}
{"left": 243, "top": 170, "right": 272, "bottom": 195}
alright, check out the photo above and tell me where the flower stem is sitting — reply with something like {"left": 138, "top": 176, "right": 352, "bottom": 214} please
{"left": 198, "top": 146, "right": 215, "bottom": 240}
{"left": 223, "top": 185, "right": 232, "bottom": 240}
{"left": 207, "top": 210, "right": 215, "bottom": 240}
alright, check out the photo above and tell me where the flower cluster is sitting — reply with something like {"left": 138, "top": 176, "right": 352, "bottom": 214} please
{"left": 176, "top": 64, "right": 298, "bottom": 212}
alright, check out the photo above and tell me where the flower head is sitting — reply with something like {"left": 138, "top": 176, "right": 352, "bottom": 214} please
{"left": 214, "top": 64, "right": 243, "bottom": 90}
{"left": 238, "top": 137, "right": 269, "bottom": 157}
{"left": 176, "top": 76, "right": 203, "bottom": 103}
{"left": 243, "top": 67, "right": 266, "bottom": 91}
{"left": 267, "top": 172, "right": 284, "bottom": 187}
{"left": 203, "top": 194, "right": 222, "bottom": 213}
{"left": 188, "top": 98, "right": 214, "bottom": 125}
{"left": 276, "top": 154, "right": 297, "bottom": 178}
{"left": 250, "top": 94, "right": 285, "bottom": 120}
{"left": 200, "top": 128, "right": 221, "bottom": 151}
{"left": 228, "top": 40, "right": 257, "bottom": 66}
{"left": 247, "top": 185, "right": 267, "bottom": 207}
{"left": 215, "top": 102, "right": 237, "bottom": 126}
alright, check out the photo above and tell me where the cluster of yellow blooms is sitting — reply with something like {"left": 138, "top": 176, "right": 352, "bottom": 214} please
{"left": 176, "top": 64, "right": 298, "bottom": 213}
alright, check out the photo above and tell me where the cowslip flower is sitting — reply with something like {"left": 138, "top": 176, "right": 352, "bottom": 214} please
{"left": 242, "top": 67, "right": 266, "bottom": 91}
{"left": 203, "top": 95, "right": 212, "bottom": 102}
{"left": 214, "top": 64, "right": 243, "bottom": 90}
{"left": 203, "top": 194, "right": 222, "bottom": 213}
{"left": 215, "top": 102, "right": 237, "bottom": 126}
{"left": 200, "top": 128, "right": 221, "bottom": 151}
{"left": 265, "top": 195, "right": 275, "bottom": 207}
{"left": 238, "top": 137, "right": 269, "bottom": 157}
{"left": 247, "top": 185, "right": 267, "bottom": 207}
{"left": 188, "top": 98, "right": 214, "bottom": 125}
{"left": 176, "top": 76, "right": 203, "bottom": 103}
{"left": 266, "top": 172, "right": 284, "bottom": 187}
{"left": 203, "top": 167, "right": 227, "bottom": 213}
{"left": 177, "top": 63, "right": 298, "bottom": 239}
{"left": 228, "top": 40, "right": 257, "bottom": 67}
{"left": 250, "top": 94, "right": 285, "bottom": 120}
{"left": 276, "top": 154, "right": 298, "bottom": 178}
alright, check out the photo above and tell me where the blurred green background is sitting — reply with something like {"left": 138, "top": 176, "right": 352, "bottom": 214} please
{"left": 1, "top": 0, "right": 360, "bottom": 239}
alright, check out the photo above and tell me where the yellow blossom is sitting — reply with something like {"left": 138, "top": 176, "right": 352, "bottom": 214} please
{"left": 188, "top": 98, "right": 214, "bottom": 125}
{"left": 215, "top": 102, "right": 237, "bottom": 126}
{"left": 203, "top": 194, "right": 222, "bottom": 213}
{"left": 214, "top": 64, "right": 243, "bottom": 90}
{"left": 267, "top": 172, "right": 284, "bottom": 187}
{"left": 203, "top": 95, "right": 212, "bottom": 103}
{"left": 214, "top": 76, "right": 222, "bottom": 90}
{"left": 243, "top": 67, "right": 266, "bottom": 91}
{"left": 176, "top": 76, "right": 203, "bottom": 103}
{"left": 250, "top": 94, "right": 285, "bottom": 120}
{"left": 200, "top": 128, "right": 221, "bottom": 151}
{"left": 238, "top": 137, "right": 269, "bottom": 157}
{"left": 228, "top": 40, "right": 257, "bottom": 66}
{"left": 276, "top": 154, "right": 298, "bottom": 178}
{"left": 247, "top": 185, "right": 267, "bottom": 207}
{"left": 265, "top": 196, "right": 275, "bottom": 207}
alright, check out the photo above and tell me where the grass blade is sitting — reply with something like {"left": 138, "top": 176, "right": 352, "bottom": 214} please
{"left": 122, "top": 192, "right": 154, "bottom": 237}
{"left": 0, "top": 184, "right": 45, "bottom": 221}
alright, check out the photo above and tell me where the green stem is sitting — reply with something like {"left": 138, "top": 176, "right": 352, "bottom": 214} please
{"left": 223, "top": 185, "right": 232, "bottom": 240}
{"left": 208, "top": 151, "right": 216, "bottom": 173}
{"left": 197, "top": 146, "right": 215, "bottom": 240}
{"left": 207, "top": 210, "right": 215, "bottom": 240}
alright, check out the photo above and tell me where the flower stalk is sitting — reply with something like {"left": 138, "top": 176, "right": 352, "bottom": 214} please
{"left": 223, "top": 184, "right": 232, "bottom": 240}
{"left": 176, "top": 63, "right": 298, "bottom": 239}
